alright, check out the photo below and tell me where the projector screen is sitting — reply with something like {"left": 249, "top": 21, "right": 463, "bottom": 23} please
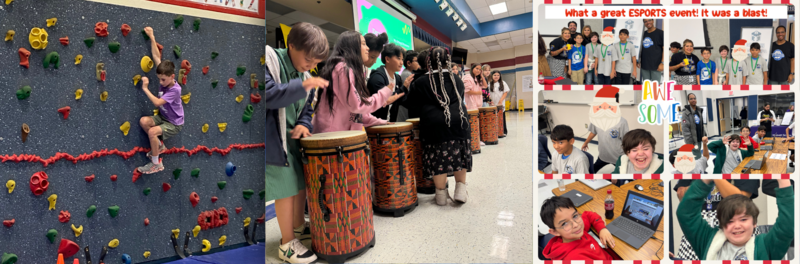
{"left": 353, "top": 0, "right": 414, "bottom": 71}
{"left": 669, "top": 19, "right": 709, "bottom": 48}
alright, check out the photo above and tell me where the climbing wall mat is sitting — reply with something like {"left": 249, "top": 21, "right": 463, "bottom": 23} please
{"left": 0, "top": 0, "right": 267, "bottom": 263}
{"left": 162, "top": 244, "right": 265, "bottom": 264}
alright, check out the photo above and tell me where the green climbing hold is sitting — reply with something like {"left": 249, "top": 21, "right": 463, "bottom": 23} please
{"left": 1, "top": 252, "right": 18, "bottom": 264}
{"left": 43, "top": 51, "right": 59, "bottom": 69}
{"left": 143, "top": 188, "right": 151, "bottom": 196}
{"left": 15, "top": 86, "right": 31, "bottom": 100}
{"left": 173, "top": 45, "right": 182, "bottom": 58}
{"left": 211, "top": 51, "right": 219, "bottom": 59}
{"left": 174, "top": 15, "right": 184, "bottom": 28}
{"left": 259, "top": 190, "right": 265, "bottom": 200}
{"left": 211, "top": 79, "right": 219, "bottom": 88}
{"left": 173, "top": 168, "right": 182, "bottom": 179}
{"left": 236, "top": 66, "right": 246, "bottom": 76}
{"left": 191, "top": 168, "right": 200, "bottom": 177}
{"left": 86, "top": 205, "right": 97, "bottom": 218}
{"left": 193, "top": 18, "right": 201, "bottom": 31}
{"left": 46, "top": 229, "right": 58, "bottom": 243}
{"left": 217, "top": 181, "right": 227, "bottom": 190}
{"left": 242, "top": 104, "right": 254, "bottom": 123}
{"left": 84, "top": 37, "right": 95, "bottom": 48}
{"left": 108, "top": 205, "right": 120, "bottom": 218}
{"left": 258, "top": 81, "right": 265, "bottom": 90}
{"left": 108, "top": 41, "right": 120, "bottom": 53}
{"left": 142, "top": 29, "right": 149, "bottom": 40}
{"left": 243, "top": 189, "right": 254, "bottom": 200}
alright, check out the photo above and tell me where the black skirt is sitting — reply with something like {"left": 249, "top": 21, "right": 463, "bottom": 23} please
{"left": 422, "top": 139, "right": 473, "bottom": 176}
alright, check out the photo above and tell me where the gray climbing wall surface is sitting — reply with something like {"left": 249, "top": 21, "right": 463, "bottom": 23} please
{"left": 0, "top": 0, "right": 266, "bottom": 263}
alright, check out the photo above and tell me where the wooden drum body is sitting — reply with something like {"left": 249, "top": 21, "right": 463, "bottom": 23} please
{"left": 468, "top": 109, "right": 481, "bottom": 154}
{"left": 497, "top": 105, "right": 505, "bottom": 138}
{"left": 479, "top": 106, "right": 499, "bottom": 145}
{"left": 300, "top": 131, "right": 375, "bottom": 263}
{"left": 365, "top": 122, "right": 418, "bottom": 217}
{"left": 406, "top": 118, "right": 436, "bottom": 194}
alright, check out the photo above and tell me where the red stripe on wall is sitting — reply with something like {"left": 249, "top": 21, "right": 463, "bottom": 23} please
{"left": 148, "top": 0, "right": 265, "bottom": 19}
{"left": 413, "top": 17, "right": 453, "bottom": 47}
{"left": 482, "top": 55, "right": 534, "bottom": 68}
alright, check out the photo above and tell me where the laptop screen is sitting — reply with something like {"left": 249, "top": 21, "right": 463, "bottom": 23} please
{"left": 620, "top": 190, "right": 664, "bottom": 230}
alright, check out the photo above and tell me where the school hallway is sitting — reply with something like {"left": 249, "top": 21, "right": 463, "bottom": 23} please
{"left": 264, "top": 111, "right": 534, "bottom": 263}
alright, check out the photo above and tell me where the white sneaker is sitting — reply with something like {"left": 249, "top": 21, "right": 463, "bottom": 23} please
{"left": 435, "top": 188, "right": 450, "bottom": 206}
{"left": 278, "top": 238, "right": 317, "bottom": 263}
{"left": 454, "top": 182, "right": 468, "bottom": 203}
{"left": 294, "top": 222, "right": 311, "bottom": 241}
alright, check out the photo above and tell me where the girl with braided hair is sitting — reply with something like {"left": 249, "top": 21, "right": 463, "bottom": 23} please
{"left": 405, "top": 46, "right": 472, "bottom": 206}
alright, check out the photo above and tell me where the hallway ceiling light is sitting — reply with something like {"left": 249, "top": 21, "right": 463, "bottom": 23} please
{"left": 489, "top": 2, "right": 508, "bottom": 15}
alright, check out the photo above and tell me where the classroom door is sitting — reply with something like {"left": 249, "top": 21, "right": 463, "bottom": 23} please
{"left": 718, "top": 99, "right": 734, "bottom": 135}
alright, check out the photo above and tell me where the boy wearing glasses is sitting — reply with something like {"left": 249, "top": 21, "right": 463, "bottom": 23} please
{"left": 540, "top": 196, "right": 619, "bottom": 260}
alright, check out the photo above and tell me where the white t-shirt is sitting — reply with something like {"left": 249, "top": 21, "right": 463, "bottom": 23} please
{"left": 490, "top": 81, "right": 509, "bottom": 106}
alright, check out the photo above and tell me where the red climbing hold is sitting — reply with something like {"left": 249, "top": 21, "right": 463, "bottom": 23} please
{"left": 227, "top": 78, "right": 236, "bottom": 89}
{"left": 59, "top": 36, "right": 69, "bottom": 46}
{"left": 181, "top": 60, "right": 192, "bottom": 75}
{"left": 58, "top": 210, "right": 71, "bottom": 223}
{"left": 110, "top": 174, "right": 117, "bottom": 181}
{"left": 18, "top": 47, "right": 30, "bottom": 68}
{"left": 121, "top": 24, "right": 131, "bottom": 36}
{"left": 58, "top": 106, "right": 71, "bottom": 119}
{"left": 94, "top": 22, "right": 108, "bottom": 37}
{"left": 257, "top": 213, "right": 266, "bottom": 223}
{"left": 197, "top": 207, "right": 229, "bottom": 230}
{"left": 58, "top": 239, "right": 80, "bottom": 258}
{"left": 190, "top": 192, "right": 200, "bottom": 207}
{"left": 235, "top": 207, "right": 242, "bottom": 214}
{"left": 3, "top": 219, "right": 14, "bottom": 227}
{"left": 250, "top": 93, "right": 261, "bottom": 104}
{"left": 84, "top": 174, "right": 95, "bottom": 183}
{"left": 144, "top": 218, "right": 149, "bottom": 226}
{"left": 202, "top": 66, "right": 209, "bottom": 75}
{"left": 100, "top": 71, "right": 106, "bottom": 82}
{"left": 156, "top": 43, "right": 164, "bottom": 59}
{"left": 181, "top": 74, "right": 187, "bottom": 85}
{"left": 131, "top": 169, "right": 142, "bottom": 183}
{"left": 29, "top": 171, "right": 49, "bottom": 196}
{"left": 162, "top": 182, "right": 171, "bottom": 192}
{"left": 211, "top": 196, "right": 218, "bottom": 203}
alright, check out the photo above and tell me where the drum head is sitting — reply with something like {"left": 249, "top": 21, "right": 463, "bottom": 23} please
{"left": 365, "top": 122, "right": 413, "bottom": 134}
{"left": 467, "top": 109, "right": 479, "bottom": 116}
{"left": 479, "top": 106, "right": 497, "bottom": 112}
{"left": 300, "top": 130, "right": 367, "bottom": 150}
{"left": 406, "top": 118, "right": 420, "bottom": 129}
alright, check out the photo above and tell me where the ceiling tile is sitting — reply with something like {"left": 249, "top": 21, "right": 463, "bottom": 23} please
{"left": 480, "top": 35, "right": 497, "bottom": 42}
{"left": 493, "top": 13, "right": 509, "bottom": 19}
{"left": 264, "top": 0, "right": 295, "bottom": 15}
{"left": 525, "top": 28, "right": 533, "bottom": 34}
{"left": 269, "top": 16, "right": 300, "bottom": 27}
{"left": 472, "top": 7, "right": 493, "bottom": 18}
{"left": 511, "top": 36, "right": 524, "bottom": 42}
{"left": 477, "top": 16, "right": 495, "bottom": 23}
{"left": 512, "top": 40, "right": 526, "bottom": 46}
{"left": 509, "top": 29, "right": 525, "bottom": 37}
{"left": 469, "top": 39, "right": 485, "bottom": 45}
{"left": 495, "top": 32, "right": 511, "bottom": 39}
{"left": 265, "top": 10, "right": 282, "bottom": 21}
{"left": 506, "top": 0, "right": 524, "bottom": 10}
{"left": 489, "top": 46, "right": 503, "bottom": 51}
{"left": 508, "top": 8, "right": 525, "bottom": 16}
{"left": 525, "top": 5, "right": 533, "bottom": 12}
{"left": 500, "top": 42, "right": 514, "bottom": 49}
{"left": 484, "top": 40, "right": 500, "bottom": 46}
{"left": 524, "top": 0, "right": 533, "bottom": 7}
{"left": 466, "top": 0, "right": 489, "bottom": 8}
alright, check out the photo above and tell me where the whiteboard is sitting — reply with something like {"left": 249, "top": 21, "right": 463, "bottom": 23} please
{"left": 613, "top": 19, "right": 645, "bottom": 61}
{"left": 538, "top": 5, "right": 580, "bottom": 36}
{"left": 669, "top": 19, "right": 708, "bottom": 47}
{"left": 541, "top": 90, "right": 635, "bottom": 105}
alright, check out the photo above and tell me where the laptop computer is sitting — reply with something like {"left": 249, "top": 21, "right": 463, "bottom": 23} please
{"left": 605, "top": 190, "right": 665, "bottom": 250}
{"left": 578, "top": 179, "right": 612, "bottom": 190}
{"left": 559, "top": 189, "right": 593, "bottom": 207}
{"left": 760, "top": 145, "right": 773, "bottom": 150}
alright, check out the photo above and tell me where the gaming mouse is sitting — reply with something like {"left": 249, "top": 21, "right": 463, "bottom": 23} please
{"left": 635, "top": 184, "right": 643, "bottom": 191}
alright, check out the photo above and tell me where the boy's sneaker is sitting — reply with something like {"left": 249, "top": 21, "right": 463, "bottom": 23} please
{"left": 453, "top": 182, "right": 468, "bottom": 203}
{"left": 138, "top": 160, "right": 164, "bottom": 174}
{"left": 146, "top": 143, "right": 167, "bottom": 158}
{"left": 294, "top": 222, "right": 311, "bottom": 241}
{"left": 278, "top": 238, "right": 317, "bottom": 263}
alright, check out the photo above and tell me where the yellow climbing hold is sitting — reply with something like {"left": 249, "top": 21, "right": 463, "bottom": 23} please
{"left": 202, "top": 124, "right": 209, "bottom": 133}
{"left": 218, "top": 235, "right": 227, "bottom": 246}
{"left": 5, "top": 0, "right": 12, "bottom": 5}
{"left": 201, "top": 239, "right": 211, "bottom": 252}
{"left": 260, "top": 55, "right": 265, "bottom": 65}
{"left": 74, "top": 54, "right": 83, "bottom": 65}
{"left": 181, "top": 93, "right": 191, "bottom": 104}
{"left": 141, "top": 56, "right": 154, "bottom": 72}
{"left": 100, "top": 91, "right": 108, "bottom": 102}
{"left": 172, "top": 229, "right": 180, "bottom": 239}
{"left": 47, "top": 194, "right": 57, "bottom": 210}
{"left": 75, "top": 89, "right": 83, "bottom": 100}
{"left": 120, "top": 121, "right": 130, "bottom": 136}
{"left": 133, "top": 75, "right": 141, "bottom": 86}
{"left": 28, "top": 27, "right": 48, "bottom": 50}
{"left": 6, "top": 180, "right": 15, "bottom": 193}
{"left": 5, "top": 30, "right": 14, "bottom": 41}
{"left": 218, "top": 123, "right": 227, "bottom": 133}
{"left": 153, "top": 109, "right": 159, "bottom": 116}
{"left": 143, "top": 251, "right": 151, "bottom": 258}
{"left": 192, "top": 225, "right": 201, "bottom": 237}
{"left": 108, "top": 238, "right": 119, "bottom": 248}
{"left": 243, "top": 217, "right": 251, "bottom": 227}
{"left": 71, "top": 224, "right": 83, "bottom": 237}
{"left": 46, "top": 18, "right": 57, "bottom": 27}
{"left": 235, "top": 94, "right": 243, "bottom": 103}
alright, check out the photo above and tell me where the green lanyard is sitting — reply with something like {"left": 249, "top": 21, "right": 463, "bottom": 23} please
{"left": 601, "top": 44, "right": 610, "bottom": 61}
{"left": 750, "top": 57, "right": 758, "bottom": 74}
{"left": 618, "top": 42, "right": 628, "bottom": 60}
{"left": 733, "top": 60, "right": 740, "bottom": 78}
{"left": 575, "top": 46, "right": 583, "bottom": 60}
{"left": 721, "top": 58, "right": 728, "bottom": 72}
{"left": 590, "top": 43, "right": 597, "bottom": 56}
{"left": 703, "top": 60, "right": 711, "bottom": 78}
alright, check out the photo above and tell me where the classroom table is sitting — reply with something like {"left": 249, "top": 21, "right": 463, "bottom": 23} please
{"left": 733, "top": 137, "right": 790, "bottom": 173}
{"left": 552, "top": 180, "right": 664, "bottom": 260}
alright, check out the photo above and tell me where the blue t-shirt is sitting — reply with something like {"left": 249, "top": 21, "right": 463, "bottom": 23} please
{"left": 696, "top": 59, "right": 716, "bottom": 85}
{"left": 568, "top": 46, "right": 586, "bottom": 71}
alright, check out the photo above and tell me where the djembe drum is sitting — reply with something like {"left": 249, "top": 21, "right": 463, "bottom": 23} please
{"left": 468, "top": 109, "right": 481, "bottom": 154}
{"left": 365, "top": 122, "right": 418, "bottom": 217}
{"left": 479, "top": 106, "right": 499, "bottom": 145}
{"left": 497, "top": 105, "right": 505, "bottom": 138}
{"left": 405, "top": 118, "right": 436, "bottom": 194}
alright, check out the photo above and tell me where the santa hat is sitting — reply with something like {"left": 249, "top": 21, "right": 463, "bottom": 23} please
{"left": 593, "top": 86, "right": 623, "bottom": 104}
{"left": 678, "top": 144, "right": 695, "bottom": 155}
{"left": 734, "top": 39, "right": 747, "bottom": 47}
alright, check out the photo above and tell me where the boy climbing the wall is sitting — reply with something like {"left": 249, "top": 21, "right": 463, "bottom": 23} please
{"left": 137, "top": 27, "right": 184, "bottom": 174}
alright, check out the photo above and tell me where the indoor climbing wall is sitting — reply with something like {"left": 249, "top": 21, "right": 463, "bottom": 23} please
{"left": 0, "top": 0, "right": 266, "bottom": 263}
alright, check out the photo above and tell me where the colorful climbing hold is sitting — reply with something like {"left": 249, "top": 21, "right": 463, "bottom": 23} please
{"left": 157, "top": 43, "right": 164, "bottom": 59}
{"left": 235, "top": 207, "right": 242, "bottom": 214}
{"left": 110, "top": 175, "right": 117, "bottom": 181}
{"left": 181, "top": 59, "right": 192, "bottom": 74}
{"left": 5, "top": 180, "right": 14, "bottom": 193}
{"left": 20, "top": 124, "right": 29, "bottom": 143}
{"left": 74, "top": 54, "right": 82, "bottom": 65}
{"left": 46, "top": 18, "right": 58, "bottom": 27}
{"left": 219, "top": 235, "right": 227, "bottom": 246}
{"left": 202, "top": 65, "right": 209, "bottom": 75}
{"left": 260, "top": 55, "right": 265, "bottom": 65}
{"left": 58, "top": 239, "right": 80, "bottom": 258}
{"left": 4, "top": 30, "right": 14, "bottom": 41}
{"left": 108, "top": 205, "right": 120, "bottom": 218}
{"left": 242, "top": 189, "right": 254, "bottom": 200}
{"left": 226, "top": 162, "right": 236, "bottom": 176}
{"left": 235, "top": 94, "right": 244, "bottom": 103}
{"left": 191, "top": 168, "right": 200, "bottom": 178}
{"left": 1, "top": 253, "right": 16, "bottom": 264}
{"left": 14, "top": 86, "right": 31, "bottom": 100}
{"left": 257, "top": 213, "right": 266, "bottom": 223}
{"left": 120, "top": 121, "right": 130, "bottom": 136}
{"left": 74, "top": 89, "right": 83, "bottom": 100}
{"left": 43, "top": 51, "right": 60, "bottom": 69}
{"left": 58, "top": 210, "right": 70, "bottom": 223}
{"left": 70, "top": 224, "right": 82, "bottom": 237}
{"left": 211, "top": 196, "right": 218, "bottom": 203}
{"left": 121, "top": 24, "right": 131, "bottom": 36}
{"left": 121, "top": 254, "right": 131, "bottom": 264}
{"left": 143, "top": 188, "right": 151, "bottom": 196}
{"left": 250, "top": 93, "right": 261, "bottom": 104}
{"left": 48, "top": 194, "right": 58, "bottom": 210}
{"left": 141, "top": 56, "right": 154, "bottom": 72}
{"left": 83, "top": 37, "right": 94, "bottom": 48}
{"left": 17, "top": 48, "right": 29, "bottom": 68}
{"left": 133, "top": 75, "right": 141, "bottom": 86}
{"left": 250, "top": 73, "right": 257, "bottom": 88}
{"left": 192, "top": 225, "right": 201, "bottom": 237}
{"left": 190, "top": 192, "right": 200, "bottom": 207}
{"left": 259, "top": 190, "right": 265, "bottom": 200}
{"left": 178, "top": 69, "right": 187, "bottom": 85}
{"left": 3, "top": 0, "right": 9, "bottom": 5}
{"left": 174, "top": 15, "right": 184, "bottom": 28}
{"left": 143, "top": 251, "right": 151, "bottom": 258}
{"left": 236, "top": 66, "right": 246, "bottom": 76}
{"left": 259, "top": 81, "right": 265, "bottom": 90}
{"left": 100, "top": 91, "right": 108, "bottom": 102}
{"left": 181, "top": 92, "right": 191, "bottom": 104}
{"left": 218, "top": 123, "right": 227, "bottom": 132}
{"left": 144, "top": 218, "right": 149, "bottom": 226}
{"left": 83, "top": 174, "right": 94, "bottom": 182}
{"left": 28, "top": 27, "right": 48, "bottom": 50}
{"left": 217, "top": 181, "right": 226, "bottom": 190}
{"left": 162, "top": 182, "right": 172, "bottom": 192}
{"left": 108, "top": 238, "right": 119, "bottom": 248}
{"left": 211, "top": 51, "right": 219, "bottom": 59}
{"left": 59, "top": 36, "right": 68, "bottom": 46}
{"left": 193, "top": 18, "right": 201, "bottom": 31}
{"left": 86, "top": 205, "right": 96, "bottom": 218}
{"left": 242, "top": 104, "right": 254, "bottom": 122}
{"left": 243, "top": 217, "right": 251, "bottom": 227}
{"left": 96, "top": 63, "right": 106, "bottom": 81}
{"left": 173, "top": 45, "right": 181, "bottom": 58}
{"left": 58, "top": 106, "right": 73, "bottom": 120}
{"left": 211, "top": 79, "right": 219, "bottom": 88}
{"left": 3, "top": 219, "right": 14, "bottom": 228}
{"left": 94, "top": 22, "right": 108, "bottom": 37}
{"left": 201, "top": 239, "right": 211, "bottom": 252}
{"left": 228, "top": 78, "right": 236, "bottom": 89}
{"left": 47, "top": 229, "right": 58, "bottom": 243}
{"left": 142, "top": 29, "right": 149, "bottom": 40}
{"left": 172, "top": 168, "right": 182, "bottom": 179}
{"left": 154, "top": 109, "right": 159, "bottom": 116}
{"left": 202, "top": 124, "right": 209, "bottom": 133}
{"left": 108, "top": 41, "right": 120, "bottom": 53}
{"left": 172, "top": 229, "right": 180, "bottom": 238}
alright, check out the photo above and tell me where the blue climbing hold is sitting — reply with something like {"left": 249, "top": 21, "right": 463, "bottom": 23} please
{"left": 121, "top": 254, "right": 131, "bottom": 264}
{"left": 225, "top": 161, "right": 236, "bottom": 176}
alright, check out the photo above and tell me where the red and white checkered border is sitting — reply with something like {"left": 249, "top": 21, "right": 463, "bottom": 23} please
{"left": 542, "top": 260, "right": 793, "bottom": 264}
{"left": 542, "top": 0, "right": 791, "bottom": 4}
{"left": 542, "top": 174, "right": 662, "bottom": 179}
{"left": 540, "top": 85, "right": 793, "bottom": 91}
{"left": 538, "top": 174, "right": 792, "bottom": 179}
